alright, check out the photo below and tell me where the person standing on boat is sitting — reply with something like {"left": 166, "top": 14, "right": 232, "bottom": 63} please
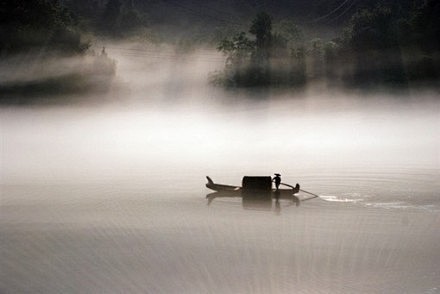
{"left": 273, "top": 173, "right": 281, "bottom": 190}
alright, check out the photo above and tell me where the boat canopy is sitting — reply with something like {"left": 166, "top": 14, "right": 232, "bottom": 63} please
{"left": 242, "top": 176, "right": 272, "bottom": 191}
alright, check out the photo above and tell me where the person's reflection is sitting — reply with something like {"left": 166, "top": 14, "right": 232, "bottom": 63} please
{"left": 275, "top": 199, "right": 281, "bottom": 215}
{"left": 274, "top": 190, "right": 280, "bottom": 200}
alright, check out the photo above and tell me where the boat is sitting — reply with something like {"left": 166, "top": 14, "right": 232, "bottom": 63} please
{"left": 206, "top": 176, "right": 300, "bottom": 199}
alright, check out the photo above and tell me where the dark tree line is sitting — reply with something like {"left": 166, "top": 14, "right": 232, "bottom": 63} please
{"left": 0, "top": 0, "right": 148, "bottom": 56}
{"left": 0, "top": 0, "right": 89, "bottom": 55}
{"left": 1, "top": 0, "right": 438, "bottom": 90}
{"left": 214, "top": 12, "right": 306, "bottom": 87}
{"left": 0, "top": 0, "right": 117, "bottom": 99}
{"left": 64, "top": 0, "right": 147, "bottom": 37}
{"left": 335, "top": 0, "right": 440, "bottom": 86}
{"left": 215, "top": 0, "right": 440, "bottom": 88}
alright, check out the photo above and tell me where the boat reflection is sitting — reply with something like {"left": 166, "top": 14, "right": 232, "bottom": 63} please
{"left": 206, "top": 191, "right": 300, "bottom": 212}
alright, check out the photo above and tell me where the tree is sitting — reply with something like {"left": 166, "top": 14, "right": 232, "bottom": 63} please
{"left": 348, "top": 5, "right": 397, "bottom": 51}
{"left": 274, "top": 19, "right": 303, "bottom": 48}
{"left": 119, "top": 8, "right": 144, "bottom": 31}
{"left": 217, "top": 32, "right": 254, "bottom": 86}
{"left": 249, "top": 12, "right": 273, "bottom": 53}
{"left": 218, "top": 32, "right": 254, "bottom": 65}
{"left": 101, "top": 0, "right": 121, "bottom": 32}
{"left": 0, "top": 0, "right": 88, "bottom": 55}
{"left": 407, "top": 0, "right": 440, "bottom": 53}
{"left": 343, "top": 4, "right": 406, "bottom": 85}
{"left": 249, "top": 12, "right": 272, "bottom": 62}
{"left": 397, "top": 0, "right": 440, "bottom": 80}
{"left": 249, "top": 12, "right": 273, "bottom": 85}
{"left": 215, "top": 13, "right": 307, "bottom": 87}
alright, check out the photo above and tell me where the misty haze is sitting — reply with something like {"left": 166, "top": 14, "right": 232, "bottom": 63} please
{"left": 1, "top": 1, "right": 439, "bottom": 293}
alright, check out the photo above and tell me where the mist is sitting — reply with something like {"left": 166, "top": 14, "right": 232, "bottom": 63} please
{"left": 2, "top": 1, "right": 440, "bottom": 293}
{"left": 2, "top": 40, "right": 439, "bottom": 186}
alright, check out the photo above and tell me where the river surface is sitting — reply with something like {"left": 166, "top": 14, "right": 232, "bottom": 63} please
{"left": 1, "top": 51, "right": 440, "bottom": 293}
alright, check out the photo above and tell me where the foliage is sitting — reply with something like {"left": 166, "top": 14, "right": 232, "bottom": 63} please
{"left": 406, "top": 0, "right": 440, "bottom": 53}
{"left": 0, "top": 0, "right": 88, "bottom": 55}
{"left": 336, "top": 1, "right": 439, "bottom": 85}
{"left": 98, "top": 0, "right": 149, "bottom": 36}
{"left": 217, "top": 32, "right": 254, "bottom": 54}
{"left": 401, "top": 0, "right": 440, "bottom": 80}
{"left": 218, "top": 32, "right": 254, "bottom": 67}
{"left": 215, "top": 13, "right": 306, "bottom": 87}
{"left": 214, "top": 2, "right": 439, "bottom": 89}
{"left": 332, "top": 4, "right": 405, "bottom": 86}
{"left": 273, "top": 20, "right": 303, "bottom": 47}
{"left": 249, "top": 12, "right": 272, "bottom": 52}
{"left": 101, "top": 0, "right": 122, "bottom": 32}
{"left": 119, "top": 8, "right": 145, "bottom": 31}
{"left": 0, "top": 0, "right": 117, "bottom": 98}
{"left": 345, "top": 5, "right": 398, "bottom": 51}
{"left": 216, "top": 32, "right": 255, "bottom": 86}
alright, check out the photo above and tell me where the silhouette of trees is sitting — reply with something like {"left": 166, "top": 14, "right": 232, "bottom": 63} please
{"left": 215, "top": 13, "right": 306, "bottom": 87}
{"left": 97, "top": 0, "right": 148, "bottom": 36}
{"left": 332, "top": 1, "right": 439, "bottom": 86}
{"left": 409, "top": 0, "right": 440, "bottom": 53}
{"left": 0, "top": 0, "right": 88, "bottom": 55}
{"left": 2, "top": 0, "right": 438, "bottom": 90}
{"left": 341, "top": 4, "right": 406, "bottom": 85}
{"left": 119, "top": 8, "right": 144, "bottom": 31}
{"left": 217, "top": 32, "right": 254, "bottom": 86}
{"left": 101, "top": 0, "right": 122, "bottom": 33}
{"left": 0, "top": 0, "right": 118, "bottom": 98}
{"left": 249, "top": 12, "right": 272, "bottom": 84}
{"left": 397, "top": 0, "right": 440, "bottom": 81}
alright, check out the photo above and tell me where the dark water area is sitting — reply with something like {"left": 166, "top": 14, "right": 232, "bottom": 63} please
{"left": 1, "top": 49, "right": 439, "bottom": 293}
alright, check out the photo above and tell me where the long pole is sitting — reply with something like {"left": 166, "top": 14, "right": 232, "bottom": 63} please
{"left": 280, "top": 183, "right": 320, "bottom": 200}
{"left": 280, "top": 182, "right": 295, "bottom": 189}
{"left": 299, "top": 189, "right": 320, "bottom": 198}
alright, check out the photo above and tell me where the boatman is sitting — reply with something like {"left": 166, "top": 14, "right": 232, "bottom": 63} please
{"left": 273, "top": 173, "right": 281, "bottom": 190}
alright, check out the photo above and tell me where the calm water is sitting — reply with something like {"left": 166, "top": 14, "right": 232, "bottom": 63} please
{"left": 1, "top": 51, "right": 440, "bottom": 293}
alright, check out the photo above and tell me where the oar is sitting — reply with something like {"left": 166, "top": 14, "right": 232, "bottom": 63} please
{"left": 299, "top": 189, "right": 320, "bottom": 201}
{"left": 280, "top": 183, "right": 321, "bottom": 200}
{"left": 280, "top": 182, "right": 296, "bottom": 189}
{"left": 299, "top": 189, "right": 320, "bottom": 198}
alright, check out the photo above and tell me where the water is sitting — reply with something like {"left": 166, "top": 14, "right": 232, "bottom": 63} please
{"left": 2, "top": 91, "right": 438, "bottom": 209}
{"left": 1, "top": 50, "right": 440, "bottom": 293}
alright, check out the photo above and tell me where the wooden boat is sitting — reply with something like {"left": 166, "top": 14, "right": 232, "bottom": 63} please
{"left": 206, "top": 176, "right": 300, "bottom": 198}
